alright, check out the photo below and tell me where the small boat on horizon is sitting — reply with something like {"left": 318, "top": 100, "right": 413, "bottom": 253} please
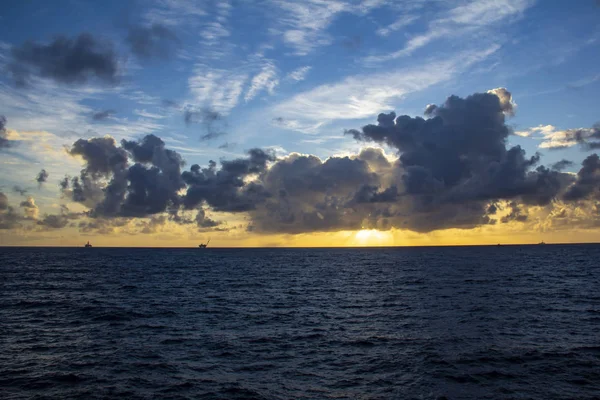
{"left": 199, "top": 238, "right": 210, "bottom": 248}
{"left": 84, "top": 241, "right": 92, "bottom": 248}
{"left": 538, "top": 241, "right": 546, "bottom": 245}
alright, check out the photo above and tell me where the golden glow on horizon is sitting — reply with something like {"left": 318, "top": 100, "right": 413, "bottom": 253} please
{"left": 2, "top": 223, "right": 600, "bottom": 248}
{"left": 353, "top": 229, "right": 393, "bottom": 246}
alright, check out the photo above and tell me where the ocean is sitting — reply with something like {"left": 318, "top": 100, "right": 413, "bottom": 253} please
{"left": 1, "top": 245, "right": 599, "bottom": 399}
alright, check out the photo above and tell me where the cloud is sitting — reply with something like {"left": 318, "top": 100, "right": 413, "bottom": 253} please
{"left": 551, "top": 159, "right": 574, "bottom": 171}
{"left": 245, "top": 62, "right": 279, "bottom": 101}
{"left": 286, "top": 66, "right": 311, "bottom": 82}
{"left": 184, "top": 107, "right": 228, "bottom": 141}
{"left": 363, "top": 0, "right": 532, "bottom": 64}
{"left": 20, "top": 196, "right": 39, "bottom": 220}
{"left": 13, "top": 186, "right": 28, "bottom": 196}
{"left": 64, "top": 134, "right": 187, "bottom": 219}
{"left": 8, "top": 33, "right": 119, "bottom": 87}
{"left": 188, "top": 65, "right": 247, "bottom": 113}
{"left": 0, "top": 115, "right": 12, "bottom": 149}
{"left": 273, "top": 46, "right": 499, "bottom": 131}
{"left": 36, "top": 169, "right": 49, "bottom": 185}
{"left": 517, "top": 123, "right": 600, "bottom": 150}
{"left": 143, "top": 0, "right": 206, "bottom": 27}
{"left": 218, "top": 142, "right": 236, "bottom": 149}
{"left": 376, "top": 15, "right": 419, "bottom": 37}
{"left": 0, "top": 192, "right": 8, "bottom": 211}
{"left": 563, "top": 154, "right": 600, "bottom": 201}
{"left": 272, "top": 0, "right": 346, "bottom": 55}
{"left": 0, "top": 192, "right": 22, "bottom": 230}
{"left": 195, "top": 209, "right": 219, "bottom": 229}
{"left": 340, "top": 88, "right": 570, "bottom": 230}
{"left": 271, "top": 0, "right": 388, "bottom": 55}
{"left": 6, "top": 88, "right": 600, "bottom": 237}
{"left": 92, "top": 109, "right": 116, "bottom": 121}
{"left": 181, "top": 148, "right": 276, "bottom": 212}
{"left": 126, "top": 23, "right": 179, "bottom": 59}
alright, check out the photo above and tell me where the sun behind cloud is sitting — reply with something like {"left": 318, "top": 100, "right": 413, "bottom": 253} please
{"left": 353, "top": 229, "right": 393, "bottom": 246}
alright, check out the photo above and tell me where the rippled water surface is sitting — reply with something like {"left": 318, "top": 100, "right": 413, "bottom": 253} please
{"left": 1, "top": 245, "right": 600, "bottom": 399}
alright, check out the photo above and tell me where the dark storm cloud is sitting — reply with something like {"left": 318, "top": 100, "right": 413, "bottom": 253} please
{"left": 36, "top": 169, "right": 49, "bottom": 185}
{"left": 92, "top": 109, "right": 116, "bottom": 121}
{"left": 561, "top": 123, "right": 600, "bottom": 150}
{"left": 8, "top": 33, "right": 118, "bottom": 87}
{"left": 65, "top": 134, "right": 186, "bottom": 219}
{"left": 247, "top": 150, "right": 387, "bottom": 233}
{"left": 63, "top": 137, "right": 128, "bottom": 210}
{"left": 184, "top": 108, "right": 228, "bottom": 141}
{"left": 119, "top": 134, "right": 186, "bottom": 217}
{"left": 350, "top": 185, "right": 399, "bottom": 204}
{"left": 0, "top": 199, "right": 21, "bottom": 229}
{"left": 0, "top": 115, "right": 12, "bottom": 149}
{"left": 347, "top": 88, "right": 563, "bottom": 210}
{"left": 552, "top": 159, "right": 574, "bottom": 171}
{"left": 500, "top": 201, "right": 527, "bottom": 223}
{"left": 182, "top": 148, "right": 276, "bottom": 212}
{"left": 0, "top": 192, "right": 8, "bottom": 211}
{"left": 126, "top": 24, "right": 179, "bottom": 59}
{"left": 195, "top": 209, "right": 219, "bottom": 229}
{"left": 69, "top": 136, "right": 128, "bottom": 177}
{"left": 563, "top": 154, "right": 600, "bottom": 201}
{"left": 21, "top": 88, "right": 596, "bottom": 235}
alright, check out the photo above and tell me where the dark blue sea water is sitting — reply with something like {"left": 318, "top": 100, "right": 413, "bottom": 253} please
{"left": 1, "top": 245, "right": 600, "bottom": 399}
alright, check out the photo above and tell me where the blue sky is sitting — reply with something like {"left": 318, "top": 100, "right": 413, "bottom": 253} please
{"left": 1, "top": 0, "right": 600, "bottom": 246}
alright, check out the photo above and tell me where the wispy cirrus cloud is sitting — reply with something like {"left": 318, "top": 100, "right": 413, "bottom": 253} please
{"left": 245, "top": 62, "right": 279, "bottom": 102}
{"left": 200, "top": 0, "right": 232, "bottom": 47}
{"left": 144, "top": 0, "right": 206, "bottom": 27}
{"left": 286, "top": 66, "right": 312, "bottom": 82}
{"left": 376, "top": 15, "right": 419, "bottom": 37}
{"left": 364, "top": 0, "right": 533, "bottom": 64}
{"left": 271, "top": 0, "right": 390, "bottom": 55}
{"left": 188, "top": 65, "right": 247, "bottom": 114}
{"left": 273, "top": 45, "right": 500, "bottom": 133}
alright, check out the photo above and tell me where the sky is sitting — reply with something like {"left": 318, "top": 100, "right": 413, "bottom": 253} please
{"left": 1, "top": 0, "right": 600, "bottom": 247}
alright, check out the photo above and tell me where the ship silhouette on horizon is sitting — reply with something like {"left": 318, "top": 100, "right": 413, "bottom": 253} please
{"left": 199, "top": 238, "right": 210, "bottom": 248}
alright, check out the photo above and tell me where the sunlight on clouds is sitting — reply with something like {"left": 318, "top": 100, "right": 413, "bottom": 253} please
{"left": 353, "top": 229, "right": 393, "bottom": 246}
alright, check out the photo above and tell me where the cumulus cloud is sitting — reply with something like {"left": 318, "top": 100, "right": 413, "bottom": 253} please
{"left": 0, "top": 192, "right": 22, "bottom": 230}
{"left": 516, "top": 123, "right": 600, "bottom": 150}
{"left": 563, "top": 154, "right": 600, "bottom": 201}
{"left": 20, "top": 196, "right": 39, "bottom": 220}
{"left": 0, "top": 192, "right": 8, "bottom": 211}
{"left": 181, "top": 148, "right": 276, "bottom": 212}
{"left": 0, "top": 115, "right": 13, "bottom": 149}
{"left": 8, "top": 33, "right": 119, "bottom": 87}
{"left": 5, "top": 88, "right": 600, "bottom": 237}
{"left": 552, "top": 159, "right": 574, "bottom": 171}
